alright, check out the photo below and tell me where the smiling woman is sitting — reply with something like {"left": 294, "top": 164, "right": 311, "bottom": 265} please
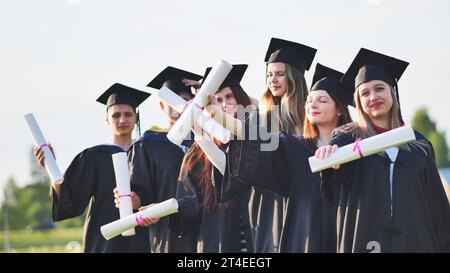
{"left": 317, "top": 48, "right": 450, "bottom": 253}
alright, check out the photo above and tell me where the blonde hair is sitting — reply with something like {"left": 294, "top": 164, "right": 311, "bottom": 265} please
{"left": 260, "top": 63, "right": 308, "bottom": 135}
{"left": 353, "top": 84, "right": 402, "bottom": 139}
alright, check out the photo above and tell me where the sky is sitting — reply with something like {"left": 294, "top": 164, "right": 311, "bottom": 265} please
{"left": 1, "top": 0, "right": 450, "bottom": 201}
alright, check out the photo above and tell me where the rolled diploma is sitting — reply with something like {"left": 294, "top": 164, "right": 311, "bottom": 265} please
{"left": 206, "top": 106, "right": 243, "bottom": 138}
{"left": 167, "top": 60, "right": 232, "bottom": 145}
{"left": 101, "top": 198, "right": 178, "bottom": 240}
{"left": 308, "top": 125, "right": 416, "bottom": 173}
{"left": 194, "top": 131, "right": 226, "bottom": 175}
{"left": 156, "top": 87, "right": 188, "bottom": 114}
{"left": 196, "top": 111, "right": 231, "bottom": 144}
{"left": 112, "top": 152, "right": 135, "bottom": 236}
{"left": 24, "top": 113, "right": 64, "bottom": 185}
{"left": 156, "top": 87, "right": 231, "bottom": 143}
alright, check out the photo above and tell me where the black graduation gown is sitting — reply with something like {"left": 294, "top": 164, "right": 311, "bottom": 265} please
{"left": 249, "top": 186, "right": 285, "bottom": 253}
{"left": 168, "top": 144, "right": 254, "bottom": 253}
{"left": 52, "top": 144, "right": 150, "bottom": 253}
{"left": 245, "top": 110, "right": 286, "bottom": 253}
{"left": 321, "top": 124, "right": 450, "bottom": 253}
{"left": 219, "top": 131, "right": 337, "bottom": 253}
{"left": 129, "top": 130, "right": 192, "bottom": 253}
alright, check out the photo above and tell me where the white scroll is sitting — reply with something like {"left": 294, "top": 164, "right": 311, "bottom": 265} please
{"left": 24, "top": 113, "right": 64, "bottom": 185}
{"left": 308, "top": 125, "right": 416, "bottom": 173}
{"left": 193, "top": 128, "right": 226, "bottom": 175}
{"left": 155, "top": 87, "right": 231, "bottom": 144}
{"left": 155, "top": 86, "right": 188, "bottom": 114}
{"left": 155, "top": 87, "right": 227, "bottom": 172}
{"left": 112, "top": 152, "right": 135, "bottom": 236}
{"left": 206, "top": 105, "right": 243, "bottom": 138}
{"left": 101, "top": 198, "right": 178, "bottom": 240}
{"left": 167, "top": 60, "right": 233, "bottom": 145}
{"left": 196, "top": 111, "right": 231, "bottom": 144}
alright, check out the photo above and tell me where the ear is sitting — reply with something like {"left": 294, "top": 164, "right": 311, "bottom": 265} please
{"left": 105, "top": 113, "right": 110, "bottom": 125}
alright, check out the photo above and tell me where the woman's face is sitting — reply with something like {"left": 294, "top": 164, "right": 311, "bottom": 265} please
{"left": 306, "top": 90, "right": 340, "bottom": 127}
{"left": 214, "top": 87, "right": 238, "bottom": 116}
{"left": 267, "top": 62, "right": 288, "bottom": 97}
{"left": 358, "top": 80, "right": 393, "bottom": 121}
{"left": 107, "top": 104, "right": 136, "bottom": 136}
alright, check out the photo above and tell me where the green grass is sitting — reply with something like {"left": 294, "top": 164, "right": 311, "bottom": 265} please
{"left": 0, "top": 227, "right": 83, "bottom": 253}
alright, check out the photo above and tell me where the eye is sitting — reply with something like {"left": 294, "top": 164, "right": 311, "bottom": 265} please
{"left": 112, "top": 113, "right": 120, "bottom": 118}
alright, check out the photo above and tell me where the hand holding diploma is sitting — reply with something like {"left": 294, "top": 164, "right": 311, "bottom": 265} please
{"left": 135, "top": 204, "right": 161, "bottom": 227}
{"left": 113, "top": 188, "right": 141, "bottom": 210}
{"left": 24, "top": 113, "right": 64, "bottom": 185}
{"left": 112, "top": 152, "right": 136, "bottom": 236}
{"left": 309, "top": 125, "right": 416, "bottom": 173}
{"left": 113, "top": 191, "right": 159, "bottom": 237}
{"left": 100, "top": 198, "right": 178, "bottom": 240}
{"left": 33, "top": 144, "right": 55, "bottom": 168}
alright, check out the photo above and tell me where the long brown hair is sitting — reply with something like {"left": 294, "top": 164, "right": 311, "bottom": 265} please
{"left": 179, "top": 85, "right": 251, "bottom": 211}
{"left": 260, "top": 63, "right": 308, "bottom": 136}
{"left": 302, "top": 93, "right": 352, "bottom": 150}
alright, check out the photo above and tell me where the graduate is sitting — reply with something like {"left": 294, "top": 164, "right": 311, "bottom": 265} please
{"left": 316, "top": 48, "right": 450, "bottom": 252}
{"left": 116, "top": 66, "right": 202, "bottom": 253}
{"left": 164, "top": 64, "right": 255, "bottom": 253}
{"left": 213, "top": 63, "right": 353, "bottom": 252}
{"left": 248, "top": 38, "right": 317, "bottom": 253}
{"left": 33, "top": 83, "right": 151, "bottom": 252}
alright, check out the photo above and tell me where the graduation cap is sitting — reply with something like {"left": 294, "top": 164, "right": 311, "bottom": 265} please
{"left": 341, "top": 48, "right": 409, "bottom": 89}
{"left": 264, "top": 37, "right": 317, "bottom": 73}
{"left": 97, "top": 83, "right": 150, "bottom": 109}
{"left": 96, "top": 83, "right": 150, "bottom": 135}
{"left": 341, "top": 48, "right": 409, "bottom": 122}
{"left": 202, "top": 64, "right": 248, "bottom": 90}
{"left": 147, "top": 66, "right": 202, "bottom": 96}
{"left": 310, "top": 63, "right": 353, "bottom": 106}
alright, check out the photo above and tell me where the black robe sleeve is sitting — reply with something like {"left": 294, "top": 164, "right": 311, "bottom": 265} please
{"left": 319, "top": 129, "right": 356, "bottom": 203}
{"left": 220, "top": 112, "right": 308, "bottom": 201}
{"left": 226, "top": 134, "right": 296, "bottom": 197}
{"left": 52, "top": 148, "right": 96, "bottom": 221}
{"left": 418, "top": 138, "right": 450, "bottom": 252}
{"left": 167, "top": 147, "right": 201, "bottom": 246}
{"left": 128, "top": 141, "right": 156, "bottom": 206}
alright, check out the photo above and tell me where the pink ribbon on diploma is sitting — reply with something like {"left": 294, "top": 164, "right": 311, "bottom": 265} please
{"left": 352, "top": 138, "right": 363, "bottom": 158}
{"left": 135, "top": 214, "right": 144, "bottom": 225}
{"left": 39, "top": 143, "right": 49, "bottom": 150}
{"left": 118, "top": 194, "right": 132, "bottom": 198}
{"left": 187, "top": 98, "right": 204, "bottom": 110}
